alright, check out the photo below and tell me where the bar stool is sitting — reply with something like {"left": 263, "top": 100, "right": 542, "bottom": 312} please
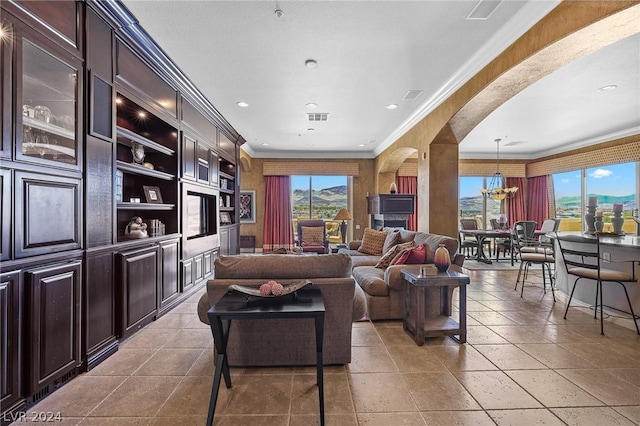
{"left": 555, "top": 233, "right": 639, "bottom": 335}
{"left": 514, "top": 222, "right": 555, "bottom": 301}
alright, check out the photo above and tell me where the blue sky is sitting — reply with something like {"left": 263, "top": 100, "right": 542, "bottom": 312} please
{"left": 292, "top": 175, "right": 347, "bottom": 191}
{"left": 554, "top": 162, "right": 635, "bottom": 198}
{"left": 460, "top": 162, "right": 635, "bottom": 199}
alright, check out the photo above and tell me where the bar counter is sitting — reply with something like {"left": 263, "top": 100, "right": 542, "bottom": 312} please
{"left": 553, "top": 232, "right": 639, "bottom": 331}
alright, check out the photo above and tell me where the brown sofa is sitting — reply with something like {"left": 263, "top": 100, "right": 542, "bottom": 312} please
{"left": 197, "top": 253, "right": 367, "bottom": 366}
{"left": 339, "top": 228, "right": 464, "bottom": 320}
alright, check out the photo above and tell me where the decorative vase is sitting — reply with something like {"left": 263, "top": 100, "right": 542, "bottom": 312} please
{"left": 611, "top": 211, "right": 624, "bottom": 234}
{"left": 594, "top": 216, "right": 604, "bottom": 232}
{"left": 584, "top": 206, "right": 596, "bottom": 234}
{"left": 434, "top": 244, "right": 451, "bottom": 272}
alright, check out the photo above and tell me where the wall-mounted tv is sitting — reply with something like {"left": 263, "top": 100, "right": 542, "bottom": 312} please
{"left": 185, "top": 190, "right": 217, "bottom": 240}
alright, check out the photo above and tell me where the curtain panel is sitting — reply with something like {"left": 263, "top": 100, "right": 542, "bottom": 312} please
{"left": 397, "top": 176, "right": 417, "bottom": 231}
{"left": 527, "top": 175, "right": 550, "bottom": 227}
{"left": 262, "top": 175, "right": 294, "bottom": 252}
{"left": 506, "top": 177, "right": 527, "bottom": 227}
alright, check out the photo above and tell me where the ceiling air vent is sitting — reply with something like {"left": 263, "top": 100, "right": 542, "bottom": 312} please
{"left": 467, "top": 0, "right": 502, "bottom": 20}
{"left": 504, "top": 141, "right": 528, "bottom": 147}
{"left": 403, "top": 90, "right": 423, "bottom": 101}
{"left": 307, "top": 113, "right": 328, "bottom": 122}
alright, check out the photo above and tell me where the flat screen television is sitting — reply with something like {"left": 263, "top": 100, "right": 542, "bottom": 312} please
{"left": 185, "top": 190, "right": 217, "bottom": 239}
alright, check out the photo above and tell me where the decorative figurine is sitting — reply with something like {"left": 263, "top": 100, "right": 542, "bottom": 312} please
{"left": 131, "top": 142, "right": 145, "bottom": 165}
{"left": 125, "top": 216, "right": 148, "bottom": 239}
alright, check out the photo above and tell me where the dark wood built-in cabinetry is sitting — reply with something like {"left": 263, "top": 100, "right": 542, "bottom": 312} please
{"left": 0, "top": 0, "right": 244, "bottom": 418}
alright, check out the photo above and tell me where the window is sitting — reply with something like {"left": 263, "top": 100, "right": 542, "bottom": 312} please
{"left": 553, "top": 170, "right": 582, "bottom": 231}
{"left": 292, "top": 175, "right": 348, "bottom": 243}
{"left": 459, "top": 176, "right": 503, "bottom": 229}
{"left": 552, "top": 161, "right": 637, "bottom": 232}
{"left": 586, "top": 162, "right": 637, "bottom": 233}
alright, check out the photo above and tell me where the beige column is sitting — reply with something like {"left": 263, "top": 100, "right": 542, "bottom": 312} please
{"left": 423, "top": 124, "right": 460, "bottom": 239}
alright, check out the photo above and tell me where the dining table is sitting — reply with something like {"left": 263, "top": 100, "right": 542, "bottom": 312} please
{"left": 459, "top": 228, "right": 547, "bottom": 264}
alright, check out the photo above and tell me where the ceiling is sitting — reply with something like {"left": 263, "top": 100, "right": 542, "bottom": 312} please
{"left": 120, "top": 1, "right": 640, "bottom": 160}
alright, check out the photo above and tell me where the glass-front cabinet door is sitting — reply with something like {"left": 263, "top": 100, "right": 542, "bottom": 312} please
{"left": 17, "top": 37, "right": 79, "bottom": 167}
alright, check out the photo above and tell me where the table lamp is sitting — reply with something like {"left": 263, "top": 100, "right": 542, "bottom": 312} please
{"left": 333, "top": 208, "right": 353, "bottom": 244}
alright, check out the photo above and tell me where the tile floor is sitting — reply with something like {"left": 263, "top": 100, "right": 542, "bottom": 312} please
{"left": 17, "top": 268, "right": 640, "bottom": 425}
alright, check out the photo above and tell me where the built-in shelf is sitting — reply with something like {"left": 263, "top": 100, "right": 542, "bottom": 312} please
{"left": 116, "top": 160, "right": 174, "bottom": 180}
{"left": 117, "top": 202, "right": 175, "bottom": 211}
{"left": 24, "top": 116, "right": 75, "bottom": 140}
{"left": 116, "top": 126, "right": 175, "bottom": 156}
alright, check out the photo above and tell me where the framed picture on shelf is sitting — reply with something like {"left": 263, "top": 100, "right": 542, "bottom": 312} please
{"left": 239, "top": 190, "right": 256, "bottom": 223}
{"left": 220, "top": 212, "right": 232, "bottom": 225}
{"left": 143, "top": 185, "right": 163, "bottom": 204}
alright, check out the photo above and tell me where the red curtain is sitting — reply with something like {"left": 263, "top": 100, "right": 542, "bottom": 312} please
{"left": 506, "top": 177, "right": 526, "bottom": 227}
{"left": 397, "top": 176, "right": 417, "bottom": 231}
{"left": 527, "top": 175, "right": 549, "bottom": 228}
{"left": 262, "top": 176, "right": 294, "bottom": 252}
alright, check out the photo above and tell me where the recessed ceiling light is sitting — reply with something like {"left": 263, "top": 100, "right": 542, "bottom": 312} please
{"left": 236, "top": 101, "right": 249, "bottom": 107}
{"left": 358, "top": 144, "right": 365, "bottom": 147}
{"left": 115, "top": 97, "right": 123, "bottom": 104}
{"left": 305, "top": 103, "right": 318, "bottom": 109}
{"left": 261, "top": 142, "right": 269, "bottom": 146}
{"left": 597, "top": 84, "right": 617, "bottom": 92}
{"left": 137, "top": 111, "right": 146, "bottom": 118}
{"left": 386, "top": 104, "right": 398, "bottom": 110}
{"left": 305, "top": 59, "right": 317, "bottom": 68}
{"left": 307, "top": 128, "right": 315, "bottom": 132}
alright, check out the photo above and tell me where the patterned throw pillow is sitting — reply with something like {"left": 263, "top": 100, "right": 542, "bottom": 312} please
{"left": 357, "top": 228, "right": 388, "bottom": 255}
{"left": 375, "top": 241, "right": 415, "bottom": 269}
{"left": 391, "top": 243, "right": 427, "bottom": 265}
{"left": 300, "top": 226, "right": 323, "bottom": 246}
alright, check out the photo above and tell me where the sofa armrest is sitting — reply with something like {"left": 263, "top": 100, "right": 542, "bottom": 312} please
{"left": 348, "top": 240, "right": 362, "bottom": 250}
{"left": 384, "top": 265, "right": 409, "bottom": 291}
{"left": 452, "top": 253, "right": 465, "bottom": 267}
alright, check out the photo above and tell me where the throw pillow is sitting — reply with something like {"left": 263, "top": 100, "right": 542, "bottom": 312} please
{"left": 391, "top": 243, "right": 427, "bottom": 265}
{"left": 358, "top": 228, "right": 388, "bottom": 255}
{"left": 381, "top": 229, "right": 401, "bottom": 254}
{"left": 375, "top": 241, "right": 415, "bottom": 269}
{"left": 300, "top": 226, "right": 323, "bottom": 246}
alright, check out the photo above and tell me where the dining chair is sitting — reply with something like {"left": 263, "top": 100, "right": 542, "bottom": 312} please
{"left": 513, "top": 221, "right": 555, "bottom": 301}
{"left": 491, "top": 218, "right": 511, "bottom": 261}
{"left": 459, "top": 218, "right": 491, "bottom": 259}
{"left": 555, "top": 234, "right": 639, "bottom": 335}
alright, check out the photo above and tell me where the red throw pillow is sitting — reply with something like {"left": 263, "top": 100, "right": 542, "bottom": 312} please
{"left": 391, "top": 243, "right": 427, "bottom": 265}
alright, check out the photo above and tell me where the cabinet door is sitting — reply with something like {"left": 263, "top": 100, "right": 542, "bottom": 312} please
{"left": 117, "top": 245, "right": 158, "bottom": 338}
{"left": 219, "top": 227, "right": 230, "bottom": 256}
{"left": 203, "top": 249, "right": 217, "bottom": 280}
{"left": 181, "top": 259, "right": 194, "bottom": 292}
{"left": 182, "top": 133, "right": 196, "bottom": 181}
{"left": 159, "top": 238, "right": 179, "bottom": 310}
{"left": 16, "top": 33, "right": 82, "bottom": 169}
{"left": 27, "top": 261, "right": 82, "bottom": 393}
{"left": 228, "top": 225, "right": 239, "bottom": 255}
{"left": 0, "top": 271, "right": 22, "bottom": 410}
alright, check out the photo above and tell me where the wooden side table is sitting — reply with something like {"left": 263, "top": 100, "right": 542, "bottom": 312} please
{"left": 401, "top": 267, "right": 470, "bottom": 345}
{"left": 206, "top": 288, "right": 325, "bottom": 425}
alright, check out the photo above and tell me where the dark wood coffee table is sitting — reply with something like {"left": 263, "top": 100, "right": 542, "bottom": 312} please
{"left": 206, "top": 288, "right": 326, "bottom": 425}
{"left": 401, "top": 267, "right": 470, "bottom": 345}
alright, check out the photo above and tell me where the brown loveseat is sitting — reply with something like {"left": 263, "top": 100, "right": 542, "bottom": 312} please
{"left": 339, "top": 228, "right": 464, "bottom": 320}
{"left": 197, "top": 253, "right": 367, "bottom": 366}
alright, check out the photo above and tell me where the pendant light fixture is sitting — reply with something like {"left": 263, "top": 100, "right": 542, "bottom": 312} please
{"left": 480, "top": 138, "right": 519, "bottom": 201}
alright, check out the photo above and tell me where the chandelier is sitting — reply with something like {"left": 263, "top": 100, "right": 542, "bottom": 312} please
{"left": 480, "top": 138, "right": 519, "bottom": 201}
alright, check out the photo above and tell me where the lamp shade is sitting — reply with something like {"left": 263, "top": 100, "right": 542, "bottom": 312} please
{"left": 334, "top": 208, "right": 353, "bottom": 221}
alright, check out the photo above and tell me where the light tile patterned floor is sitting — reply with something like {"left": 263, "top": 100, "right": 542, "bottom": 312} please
{"left": 16, "top": 268, "right": 640, "bottom": 425}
